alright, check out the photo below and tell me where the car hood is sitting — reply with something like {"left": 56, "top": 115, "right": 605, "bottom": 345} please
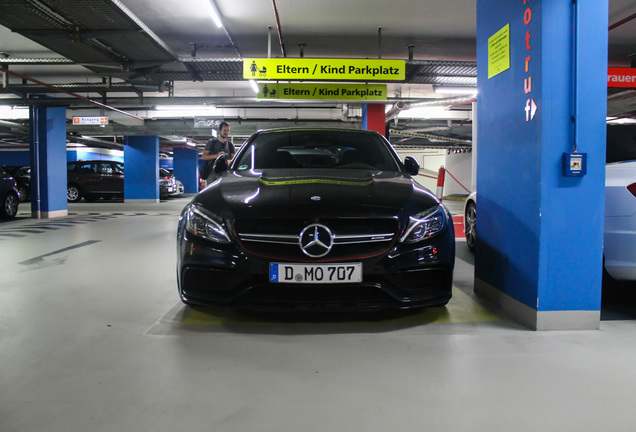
{"left": 195, "top": 168, "right": 439, "bottom": 218}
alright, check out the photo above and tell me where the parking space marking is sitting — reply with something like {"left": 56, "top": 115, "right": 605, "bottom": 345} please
{"left": 453, "top": 216, "right": 465, "bottom": 239}
{"left": 0, "top": 212, "right": 176, "bottom": 239}
{"left": 18, "top": 240, "right": 101, "bottom": 266}
{"left": 178, "top": 287, "right": 498, "bottom": 327}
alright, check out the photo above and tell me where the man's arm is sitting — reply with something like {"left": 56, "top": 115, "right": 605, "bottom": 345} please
{"left": 201, "top": 149, "right": 224, "bottom": 161}
{"left": 201, "top": 140, "right": 224, "bottom": 161}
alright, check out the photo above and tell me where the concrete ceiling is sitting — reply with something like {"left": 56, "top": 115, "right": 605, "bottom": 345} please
{"left": 0, "top": 0, "right": 634, "bottom": 152}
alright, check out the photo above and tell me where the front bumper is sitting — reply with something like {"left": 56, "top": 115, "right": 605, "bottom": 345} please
{"left": 177, "top": 230, "right": 454, "bottom": 311}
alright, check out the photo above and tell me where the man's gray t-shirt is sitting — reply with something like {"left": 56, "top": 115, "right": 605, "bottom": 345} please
{"left": 203, "top": 139, "right": 235, "bottom": 181}
{"left": 204, "top": 138, "right": 235, "bottom": 158}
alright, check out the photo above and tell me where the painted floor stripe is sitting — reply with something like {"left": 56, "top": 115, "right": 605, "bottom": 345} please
{"left": 180, "top": 287, "right": 498, "bottom": 326}
{"left": 19, "top": 240, "right": 101, "bottom": 265}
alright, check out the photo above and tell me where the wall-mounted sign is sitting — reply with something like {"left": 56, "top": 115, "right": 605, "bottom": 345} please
{"left": 608, "top": 68, "right": 636, "bottom": 88}
{"left": 194, "top": 118, "right": 221, "bottom": 129}
{"left": 488, "top": 24, "right": 510, "bottom": 79}
{"left": 257, "top": 83, "right": 387, "bottom": 100}
{"left": 72, "top": 116, "right": 108, "bottom": 125}
{"left": 243, "top": 58, "right": 405, "bottom": 81}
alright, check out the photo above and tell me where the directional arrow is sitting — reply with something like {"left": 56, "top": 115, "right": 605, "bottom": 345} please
{"left": 525, "top": 98, "right": 538, "bottom": 122}
{"left": 530, "top": 99, "right": 537, "bottom": 120}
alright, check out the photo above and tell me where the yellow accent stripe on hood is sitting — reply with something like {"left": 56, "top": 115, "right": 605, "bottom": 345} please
{"left": 259, "top": 178, "right": 373, "bottom": 186}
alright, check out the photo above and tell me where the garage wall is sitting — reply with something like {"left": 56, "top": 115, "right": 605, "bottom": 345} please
{"left": 0, "top": 149, "right": 30, "bottom": 166}
{"left": 395, "top": 148, "right": 445, "bottom": 192}
{"left": 67, "top": 148, "right": 124, "bottom": 162}
{"left": 442, "top": 151, "right": 473, "bottom": 197}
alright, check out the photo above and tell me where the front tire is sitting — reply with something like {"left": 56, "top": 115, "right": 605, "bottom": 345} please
{"left": 0, "top": 192, "right": 19, "bottom": 219}
{"left": 465, "top": 201, "right": 476, "bottom": 251}
{"left": 67, "top": 184, "right": 82, "bottom": 202}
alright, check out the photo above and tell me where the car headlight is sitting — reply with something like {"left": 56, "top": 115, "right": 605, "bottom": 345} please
{"left": 184, "top": 203, "right": 231, "bottom": 243}
{"left": 399, "top": 205, "right": 447, "bottom": 243}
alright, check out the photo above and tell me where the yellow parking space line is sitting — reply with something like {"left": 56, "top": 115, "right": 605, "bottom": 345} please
{"left": 180, "top": 287, "right": 499, "bottom": 326}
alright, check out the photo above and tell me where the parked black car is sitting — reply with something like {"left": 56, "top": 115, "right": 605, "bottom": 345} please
{"left": 2, "top": 165, "right": 30, "bottom": 202}
{"left": 176, "top": 128, "right": 455, "bottom": 311}
{"left": 67, "top": 160, "right": 125, "bottom": 202}
{"left": 0, "top": 166, "right": 20, "bottom": 219}
{"left": 67, "top": 161, "right": 180, "bottom": 202}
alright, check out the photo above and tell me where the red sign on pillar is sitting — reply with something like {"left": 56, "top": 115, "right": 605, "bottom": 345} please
{"left": 364, "top": 104, "right": 386, "bottom": 136}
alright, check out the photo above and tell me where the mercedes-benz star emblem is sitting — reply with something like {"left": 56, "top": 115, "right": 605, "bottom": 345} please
{"left": 299, "top": 224, "right": 333, "bottom": 258}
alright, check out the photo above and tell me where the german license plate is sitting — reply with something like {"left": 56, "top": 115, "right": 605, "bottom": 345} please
{"left": 269, "top": 263, "right": 362, "bottom": 284}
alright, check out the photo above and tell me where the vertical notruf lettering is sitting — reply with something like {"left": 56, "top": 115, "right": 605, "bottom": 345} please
{"left": 524, "top": 77, "right": 532, "bottom": 94}
{"left": 525, "top": 31, "right": 531, "bottom": 50}
{"left": 525, "top": 56, "right": 531, "bottom": 73}
{"left": 524, "top": 8, "right": 532, "bottom": 25}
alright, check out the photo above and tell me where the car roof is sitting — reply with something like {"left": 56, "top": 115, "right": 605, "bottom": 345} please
{"left": 254, "top": 127, "right": 382, "bottom": 135}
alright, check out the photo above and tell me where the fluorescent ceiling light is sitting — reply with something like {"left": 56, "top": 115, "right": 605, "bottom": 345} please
{"left": 397, "top": 106, "right": 472, "bottom": 121}
{"left": 151, "top": 106, "right": 222, "bottom": 118}
{"left": 607, "top": 118, "right": 636, "bottom": 125}
{"left": 249, "top": 80, "right": 259, "bottom": 93}
{"left": 203, "top": 0, "right": 223, "bottom": 28}
{"left": 0, "top": 105, "right": 29, "bottom": 119}
{"left": 155, "top": 105, "right": 216, "bottom": 111}
{"left": 433, "top": 86, "right": 478, "bottom": 95}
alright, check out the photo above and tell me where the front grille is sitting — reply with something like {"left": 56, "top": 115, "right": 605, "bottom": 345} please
{"left": 235, "top": 217, "right": 398, "bottom": 261}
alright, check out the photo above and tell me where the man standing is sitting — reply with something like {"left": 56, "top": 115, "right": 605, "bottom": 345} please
{"left": 201, "top": 121, "right": 235, "bottom": 184}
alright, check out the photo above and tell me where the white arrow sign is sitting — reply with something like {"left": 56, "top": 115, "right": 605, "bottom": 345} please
{"left": 525, "top": 99, "right": 537, "bottom": 122}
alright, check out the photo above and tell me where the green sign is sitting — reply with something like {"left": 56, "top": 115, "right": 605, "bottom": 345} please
{"left": 257, "top": 83, "right": 387, "bottom": 100}
{"left": 488, "top": 24, "right": 510, "bottom": 79}
{"left": 244, "top": 58, "right": 405, "bottom": 81}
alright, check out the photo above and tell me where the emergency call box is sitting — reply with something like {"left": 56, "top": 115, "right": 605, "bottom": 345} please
{"left": 563, "top": 152, "right": 587, "bottom": 177}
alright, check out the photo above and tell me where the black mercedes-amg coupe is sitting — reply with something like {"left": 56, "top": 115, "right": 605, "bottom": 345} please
{"left": 177, "top": 128, "right": 455, "bottom": 311}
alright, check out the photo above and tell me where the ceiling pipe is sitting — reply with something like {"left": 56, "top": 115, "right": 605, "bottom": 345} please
{"left": 609, "top": 12, "right": 636, "bottom": 31}
{"left": 0, "top": 119, "right": 28, "bottom": 130}
{"left": 385, "top": 95, "right": 477, "bottom": 122}
{"left": 271, "top": 0, "right": 286, "bottom": 57}
{"left": 0, "top": 66, "right": 144, "bottom": 121}
{"left": 378, "top": 27, "right": 382, "bottom": 59}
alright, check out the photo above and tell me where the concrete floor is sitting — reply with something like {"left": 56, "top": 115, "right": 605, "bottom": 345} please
{"left": 2, "top": 197, "right": 636, "bottom": 431}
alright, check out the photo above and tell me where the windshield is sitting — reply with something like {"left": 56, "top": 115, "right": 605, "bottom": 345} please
{"left": 233, "top": 130, "right": 401, "bottom": 171}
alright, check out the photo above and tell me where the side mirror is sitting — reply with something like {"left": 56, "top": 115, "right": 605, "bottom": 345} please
{"left": 404, "top": 156, "right": 420, "bottom": 176}
{"left": 213, "top": 155, "right": 228, "bottom": 174}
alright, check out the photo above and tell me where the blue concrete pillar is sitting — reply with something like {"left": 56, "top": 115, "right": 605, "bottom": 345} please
{"left": 29, "top": 105, "right": 68, "bottom": 218}
{"left": 124, "top": 136, "right": 159, "bottom": 202}
{"left": 475, "top": 0, "right": 608, "bottom": 330}
{"left": 173, "top": 147, "right": 199, "bottom": 194}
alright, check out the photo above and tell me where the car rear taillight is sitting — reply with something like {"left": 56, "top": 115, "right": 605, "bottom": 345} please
{"left": 627, "top": 183, "right": 636, "bottom": 198}
{"left": 163, "top": 176, "right": 170, "bottom": 179}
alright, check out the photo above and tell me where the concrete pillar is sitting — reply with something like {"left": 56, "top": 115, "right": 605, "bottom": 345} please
{"left": 173, "top": 147, "right": 199, "bottom": 194}
{"left": 124, "top": 136, "right": 159, "bottom": 203}
{"left": 362, "top": 104, "right": 387, "bottom": 136}
{"left": 29, "top": 105, "right": 68, "bottom": 218}
{"left": 475, "top": 0, "right": 608, "bottom": 330}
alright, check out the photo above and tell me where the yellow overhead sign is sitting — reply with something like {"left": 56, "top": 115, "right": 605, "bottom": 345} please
{"left": 244, "top": 58, "right": 405, "bottom": 81}
{"left": 488, "top": 24, "right": 510, "bottom": 79}
{"left": 257, "top": 83, "right": 387, "bottom": 100}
